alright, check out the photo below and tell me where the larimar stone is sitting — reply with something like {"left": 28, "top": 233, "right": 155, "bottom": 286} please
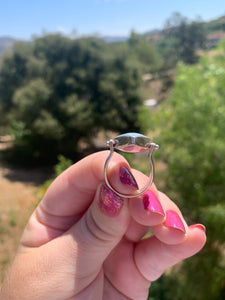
{"left": 114, "top": 133, "right": 151, "bottom": 153}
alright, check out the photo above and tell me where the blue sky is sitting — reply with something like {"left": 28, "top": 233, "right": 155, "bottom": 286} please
{"left": 1, "top": 0, "right": 225, "bottom": 40}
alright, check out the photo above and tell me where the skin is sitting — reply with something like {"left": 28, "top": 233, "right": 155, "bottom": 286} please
{"left": 0, "top": 151, "right": 206, "bottom": 300}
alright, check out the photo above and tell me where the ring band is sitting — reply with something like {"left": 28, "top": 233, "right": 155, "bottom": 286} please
{"left": 104, "top": 133, "right": 159, "bottom": 198}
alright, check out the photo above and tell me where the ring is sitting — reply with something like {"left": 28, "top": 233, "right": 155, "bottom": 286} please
{"left": 104, "top": 132, "right": 159, "bottom": 198}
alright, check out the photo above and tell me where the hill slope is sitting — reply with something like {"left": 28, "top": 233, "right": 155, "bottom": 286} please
{"left": 0, "top": 36, "right": 16, "bottom": 57}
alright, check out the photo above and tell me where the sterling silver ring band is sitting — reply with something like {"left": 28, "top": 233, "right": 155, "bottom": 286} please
{"left": 104, "top": 133, "right": 159, "bottom": 198}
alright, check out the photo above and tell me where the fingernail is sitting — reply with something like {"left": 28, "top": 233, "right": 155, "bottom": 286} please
{"left": 143, "top": 190, "right": 165, "bottom": 216}
{"left": 99, "top": 184, "right": 124, "bottom": 217}
{"left": 119, "top": 166, "right": 139, "bottom": 189}
{"left": 164, "top": 210, "right": 186, "bottom": 233}
{"left": 189, "top": 224, "right": 206, "bottom": 233}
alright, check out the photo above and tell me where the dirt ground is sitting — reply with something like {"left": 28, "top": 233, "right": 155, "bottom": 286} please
{"left": 0, "top": 160, "right": 49, "bottom": 282}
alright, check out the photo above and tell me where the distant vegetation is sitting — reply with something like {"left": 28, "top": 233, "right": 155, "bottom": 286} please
{"left": 205, "top": 15, "right": 225, "bottom": 32}
{"left": 1, "top": 13, "right": 225, "bottom": 57}
{"left": 0, "top": 12, "right": 213, "bottom": 163}
{"left": 0, "top": 35, "right": 145, "bottom": 163}
{"left": 0, "top": 36, "right": 16, "bottom": 57}
{"left": 151, "top": 41, "right": 225, "bottom": 299}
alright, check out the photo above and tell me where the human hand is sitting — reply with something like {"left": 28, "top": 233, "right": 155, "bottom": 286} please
{"left": 0, "top": 151, "right": 206, "bottom": 300}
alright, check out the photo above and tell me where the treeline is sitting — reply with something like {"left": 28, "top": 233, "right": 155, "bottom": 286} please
{"left": 0, "top": 36, "right": 144, "bottom": 162}
{"left": 0, "top": 13, "right": 207, "bottom": 163}
{"left": 205, "top": 15, "right": 225, "bottom": 33}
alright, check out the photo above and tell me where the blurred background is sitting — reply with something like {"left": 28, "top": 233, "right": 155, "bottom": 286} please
{"left": 0, "top": 1, "right": 225, "bottom": 299}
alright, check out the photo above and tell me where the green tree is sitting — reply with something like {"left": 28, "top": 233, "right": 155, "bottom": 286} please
{"left": 133, "top": 38, "right": 162, "bottom": 73}
{"left": 0, "top": 34, "right": 143, "bottom": 162}
{"left": 158, "top": 12, "right": 206, "bottom": 67}
{"left": 0, "top": 42, "right": 33, "bottom": 115}
{"left": 128, "top": 31, "right": 162, "bottom": 73}
{"left": 154, "top": 43, "right": 225, "bottom": 299}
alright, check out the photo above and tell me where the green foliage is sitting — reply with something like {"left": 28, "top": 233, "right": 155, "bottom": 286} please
{"left": 9, "top": 209, "right": 17, "bottom": 227}
{"left": 0, "top": 34, "right": 144, "bottom": 162}
{"left": 154, "top": 44, "right": 225, "bottom": 299}
{"left": 128, "top": 31, "right": 162, "bottom": 73}
{"left": 138, "top": 105, "right": 154, "bottom": 134}
{"left": 158, "top": 12, "right": 206, "bottom": 67}
{"left": 10, "top": 120, "right": 28, "bottom": 140}
{"left": 148, "top": 275, "right": 169, "bottom": 300}
{"left": 205, "top": 15, "right": 225, "bottom": 33}
{"left": 54, "top": 154, "right": 73, "bottom": 177}
{"left": 43, "top": 154, "right": 73, "bottom": 191}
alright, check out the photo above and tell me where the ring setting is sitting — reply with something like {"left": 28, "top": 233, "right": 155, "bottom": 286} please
{"left": 104, "top": 133, "right": 159, "bottom": 198}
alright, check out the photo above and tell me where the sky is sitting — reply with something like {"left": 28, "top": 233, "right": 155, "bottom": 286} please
{"left": 1, "top": 0, "right": 225, "bottom": 40}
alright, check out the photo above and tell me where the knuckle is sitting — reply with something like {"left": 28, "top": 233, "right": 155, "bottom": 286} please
{"left": 84, "top": 210, "right": 116, "bottom": 246}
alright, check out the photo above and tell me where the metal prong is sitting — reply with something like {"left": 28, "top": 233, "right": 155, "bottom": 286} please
{"left": 107, "top": 139, "right": 117, "bottom": 147}
{"left": 146, "top": 142, "right": 159, "bottom": 150}
{"left": 106, "top": 139, "right": 118, "bottom": 150}
{"left": 151, "top": 143, "right": 159, "bottom": 150}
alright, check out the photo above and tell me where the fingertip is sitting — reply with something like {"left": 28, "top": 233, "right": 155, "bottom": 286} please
{"left": 151, "top": 209, "right": 188, "bottom": 245}
{"left": 188, "top": 224, "right": 207, "bottom": 249}
{"left": 152, "top": 224, "right": 187, "bottom": 245}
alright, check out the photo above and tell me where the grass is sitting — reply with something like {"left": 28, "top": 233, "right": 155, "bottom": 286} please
{"left": 9, "top": 209, "right": 17, "bottom": 227}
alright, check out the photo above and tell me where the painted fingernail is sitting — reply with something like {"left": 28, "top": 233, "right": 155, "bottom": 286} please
{"left": 99, "top": 184, "right": 124, "bottom": 217}
{"left": 143, "top": 190, "right": 165, "bottom": 216}
{"left": 164, "top": 210, "right": 186, "bottom": 233}
{"left": 189, "top": 224, "right": 206, "bottom": 233}
{"left": 119, "top": 166, "right": 139, "bottom": 189}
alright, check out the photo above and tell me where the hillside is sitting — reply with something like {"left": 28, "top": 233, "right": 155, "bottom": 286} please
{"left": 0, "top": 36, "right": 16, "bottom": 57}
{"left": 1, "top": 14, "right": 225, "bottom": 57}
{"left": 205, "top": 15, "right": 225, "bottom": 32}
{"left": 144, "top": 14, "right": 225, "bottom": 48}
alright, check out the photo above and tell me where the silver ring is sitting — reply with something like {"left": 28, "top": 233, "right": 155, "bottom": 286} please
{"left": 104, "top": 133, "right": 159, "bottom": 198}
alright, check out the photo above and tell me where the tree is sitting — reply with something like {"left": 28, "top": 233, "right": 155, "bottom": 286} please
{"left": 128, "top": 31, "right": 162, "bottom": 73}
{"left": 158, "top": 12, "right": 206, "bottom": 67}
{"left": 154, "top": 42, "right": 225, "bottom": 299}
{"left": 0, "top": 34, "right": 143, "bottom": 162}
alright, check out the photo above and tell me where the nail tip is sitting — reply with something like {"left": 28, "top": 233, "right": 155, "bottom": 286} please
{"left": 189, "top": 224, "right": 206, "bottom": 233}
{"left": 164, "top": 210, "right": 186, "bottom": 233}
{"left": 154, "top": 210, "right": 166, "bottom": 217}
{"left": 119, "top": 166, "right": 139, "bottom": 189}
{"left": 164, "top": 223, "right": 186, "bottom": 233}
{"left": 143, "top": 191, "right": 165, "bottom": 216}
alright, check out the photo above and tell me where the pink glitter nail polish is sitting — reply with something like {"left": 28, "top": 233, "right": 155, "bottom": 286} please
{"left": 164, "top": 210, "right": 186, "bottom": 233}
{"left": 119, "top": 166, "right": 139, "bottom": 189}
{"left": 99, "top": 184, "right": 124, "bottom": 217}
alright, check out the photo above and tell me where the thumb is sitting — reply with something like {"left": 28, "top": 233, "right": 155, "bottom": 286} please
{"left": 65, "top": 183, "right": 130, "bottom": 289}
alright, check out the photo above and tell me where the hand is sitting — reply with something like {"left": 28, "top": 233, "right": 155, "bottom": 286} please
{"left": 0, "top": 151, "right": 206, "bottom": 300}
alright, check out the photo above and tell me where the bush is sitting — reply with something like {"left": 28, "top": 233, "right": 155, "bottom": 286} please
{"left": 0, "top": 34, "right": 143, "bottom": 162}
{"left": 153, "top": 45, "right": 225, "bottom": 299}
